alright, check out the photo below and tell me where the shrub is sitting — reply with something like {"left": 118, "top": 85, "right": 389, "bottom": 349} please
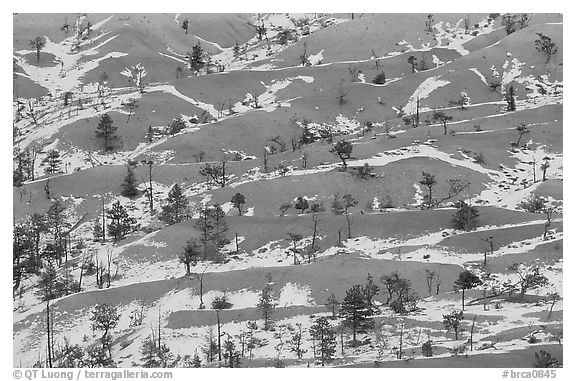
{"left": 372, "top": 72, "right": 386, "bottom": 85}
{"left": 421, "top": 341, "right": 433, "bottom": 357}
{"left": 473, "top": 152, "right": 485, "bottom": 164}
{"left": 519, "top": 195, "right": 546, "bottom": 213}
{"left": 534, "top": 350, "right": 560, "bottom": 368}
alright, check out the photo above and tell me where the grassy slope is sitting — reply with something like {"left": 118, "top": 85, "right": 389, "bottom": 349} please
{"left": 121, "top": 207, "right": 542, "bottom": 263}
{"left": 342, "top": 344, "right": 563, "bottom": 368}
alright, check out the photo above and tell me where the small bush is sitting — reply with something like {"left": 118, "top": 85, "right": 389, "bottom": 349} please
{"left": 473, "top": 152, "right": 485, "bottom": 164}
{"left": 534, "top": 350, "right": 560, "bottom": 368}
{"left": 422, "top": 341, "right": 433, "bottom": 357}
{"left": 372, "top": 72, "right": 386, "bottom": 85}
{"left": 519, "top": 195, "right": 546, "bottom": 213}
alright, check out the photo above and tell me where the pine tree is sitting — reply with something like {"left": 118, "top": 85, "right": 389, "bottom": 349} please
{"left": 46, "top": 200, "right": 69, "bottom": 266}
{"left": 331, "top": 193, "right": 358, "bottom": 239}
{"left": 231, "top": 192, "right": 246, "bottom": 215}
{"left": 442, "top": 311, "right": 464, "bottom": 340}
{"left": 309, "top": 316, "right": 337, "bottom": 366}
{"left": 294, "top": 196, "right": 309, "bottom": 214}
{"left": 363, "top": 274, "right": 380, "bottom": 315}
{"left": 257, "top": 273, "right": 277, "bottom": 331}
{"left": 95, "top": 113, "right": 117, "bottom": 151}
{"left": 181, "top": 19, "right": 189, "bottom": 34}
{"left": 210, "top": 204, "right": 229, "bottom": 249}
{"left": 42, "top": 149, "right": 62, "bottom": 173}
{"left": 93, "top": 218, "right": 103, "bottom": 240}
{"left": 330, "top": 140, "right": 353, "bottom": 170}
{"left": 178, "top": 239, "right": 201, "bottom": 274}
{"left": 169, "top": 116, "right": 186, "bottom": 135}
{"left": 340, "top": 284, "right": 374, "bottom": 344}
{"left": 222, "top": 335, "right": 241, "bottom": 368}
{"left": 506, "top": 85, "right": 516, "bottom": 111}
{"left": 454, "top": 270, "right": 482, "bottom": 311}
{"left": 535, "top": 33, "right": 558, "bottom": 63}
{"left": 159, "top": 183, "right": 190, "bottom": 225}
{"left": 326, "top": 294, "right": 339, "bottom": 319}
{"left": 211, "top": 294, "right": 233, "bottom": 361}
{"left": 106, "top": 200, "right": 138, "bottom": 241}
{"left": 452, "top": 200, "right": 479, "bottom": 230}
{"left": 90, "top": 304, "right": 120, "bottom": 361}
{"left": 120, "top": 165, "right": 139, "bottom": 198}
{"left": 189, "top": 43, "right": 205, "bottom": 72}
{"left": 192, "top": 350, "right": 202, "bottom": 367}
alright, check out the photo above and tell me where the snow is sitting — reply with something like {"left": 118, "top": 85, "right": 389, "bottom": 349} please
{"left": 469, "top": 67, "right": 489, "bottom": 87}
{"left": 278, "top": 283, "right": 314, "bottom": 307}
{"left": 308, "top": 49, "right": 324, "bottom": 65}
{"left": 15, "top": 22, "right": 125, "bottom": 94}
{"left": 432, "top": 18, "right": 496, "bottom": 56}
{"left": 403, "top": 76, "right": 451, "bottom": 115}
{"left": 501, "top": 58, "right": 525, "bottom": 87}
{"left": 147, "top": 84, "right": 220, "bottom": 118}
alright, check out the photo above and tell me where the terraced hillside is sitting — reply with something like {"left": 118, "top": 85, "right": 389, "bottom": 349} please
{"left": 13, "top": 13, "right": 563, "bottom": 368}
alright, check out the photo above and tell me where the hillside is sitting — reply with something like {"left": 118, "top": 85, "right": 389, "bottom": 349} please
{"left": 12, "top": 13, "right": 563, "bottom": 369}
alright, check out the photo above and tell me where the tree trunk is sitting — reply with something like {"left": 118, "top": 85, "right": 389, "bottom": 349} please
{"left": 340, "top": 328, "right": 344, "bottom": 355}
{"left": 398, "top": 324, "right": 403, "bottom": 359}
{"left": 148, "top": 163, "right": 154, "bottom": 213}
{"left": 46, "top": 298, "right": 52, "bottom": 368}
{"left": 548, "top": 302, "right": 555, "bottom": 319}
{"left": 345, "top": 213, "right": 352, "bottom": 239}
{"left": 470, "top": 316, "right": 476, "bottom": 351}
{"left": 216, "top": 311, "right": 222, "bottom": 361}
{"left": 461, "top": 289, "right": 465, "bottom": 311}
{"left": 454, "top": 327, "right": 458, "bottom": 340}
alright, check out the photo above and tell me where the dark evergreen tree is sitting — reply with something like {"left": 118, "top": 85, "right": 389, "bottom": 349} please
{"left": 120, "top": 165, "right": 139, "bottom": 198}
{"left": 506, "top": 85, "right": 516, "bottom": 111}
{"left": 169, "top": 116, "right": 186, "bottom": 135}
{"left": 188, "top": 43, "right": 205, "bottom": 72}
{"left": 331, "top": 193, "right": 358, "bottom": 239}
{"left": 420, "top": 172, "right": 437, "bottom": 209}
{"left": 454, "top": 270, "right": 482, "bottom": 310}
{"left": 46, "top": 200, "right": 69, "bottom": 266}
{"left": 106, "top": 200, "right": 138, "bottom": 241}
{"left": 442, "top": 310, "right": 464, "bottom": 340}
{"left": 363, "top": 273, "right": 380, "bottom": 315}
{"left": 140, "top": 336, "right": 176, "bottom": 368}
{"left": 309, "top": 316, "right": 337, "bottom": 366}
{"left": 42, "top": 149, "right": 62, "bottom": 173}
{"left": 181, "top": 19, "right": 189, "bottom": 34}
{"left": 452, "top": 200, "right": 479, "bottom": 230}
{"left": 535, "top": 33, "right": 558, "bottom": 63}
{"left": 340, "top": 284, "right": 374, "bottom": 344}
{"left": 95, "top": 113, "right": 117, "bottom": 151}
{"left": 212, "top": 295, "right": 233, "bottom": 361}
{"left": 330, "top": 140, "right": 353, "bottom": 170}
{"left": 231, "top": 192, "right": 246, "bottom": 215}
{"left": 257, "top": 273, "right": 276, "bottom": 331}
{"left": 432, "top": 110, "right": 453, "bottom": 135}
{"left": 178, "top": 238, "right": 202, "bottom": 274}
{"left": 222, "top": 335, "right": 241, "bottom": 368}
{"left": 294, "top": 196, "right": 309, "bottom": 214}
{"left": 326, "top": 294, "right": 339, "bottom": 319}
{"left": 159, "top": 183, "right": 190, "bottom": 225}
